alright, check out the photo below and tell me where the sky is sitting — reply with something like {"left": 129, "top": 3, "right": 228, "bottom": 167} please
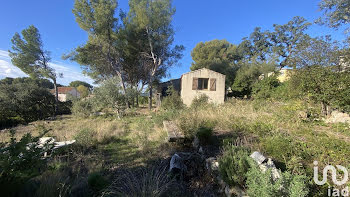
{"left": 0, "top": 0, "right": 346, "bottom": 86}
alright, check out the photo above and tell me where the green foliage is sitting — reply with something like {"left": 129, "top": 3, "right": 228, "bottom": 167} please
{"left": 71, "top": 99, "right": 93, "bottom": 117}
{"left": 231, "top": 60, "right": 275, "bottom": 98}
{"left": 92, "top": 77, "right": 127, "bottom": 115}
{"left": 74, "top": 128, "right": 97, "bottom": 147}
{"left": 246, "top": 160, "right": 309, "bottom": 197}
{"left": 318, "top": 0, "right": 350, "bottom": 29}
{"left": 77, "top": 85, "right": 90, "bottom": 98}
{"left": 252, "top": 75, "right": 280, "bottom": 99}
{"left": 190, "top": 39, "right": 241, "bottom": 85}
{"left": 69, "top": 80, "right": 93, "bottom": 90}
{"left": 88, "top": 172, "right": 109, "bottom": 193}
{"left": 196, "top": 126, "right": 213, "bottom": 144}
{"left": 161, "top": 86, "right": 184, "bottom": 110}
{"left": 0, "top": 129, "right": 51, "bottom": 195}
{"left": 218, "top": 145, "right": 250, "bottom": 187}
{"left": 0, "top": 79, "right": 55, "bottom": 128}
{"left": 178, "top": 113, "right": 216, "bottom": 139}
{"left": 191, "top": 94, "right": 209, "bottom": 108}
{"left": 290, "top": 66, "right": 350, "bottom": 114}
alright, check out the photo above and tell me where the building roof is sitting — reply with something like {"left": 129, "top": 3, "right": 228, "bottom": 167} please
{"left": 181, "top": 68, "right": 226, "bottom": 77}
{"left": 50, "top": 87, "right": 76, "bottom": 94}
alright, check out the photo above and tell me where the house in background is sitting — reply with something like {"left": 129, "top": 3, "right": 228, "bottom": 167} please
{"left": 259, "top": 68, "right": 293, "bottom": 82}
{"left": 50, "top": 87, "right": 80, "bottom": 102}
{"left": 158, "top": 68, "right": 226, "bottom": 106}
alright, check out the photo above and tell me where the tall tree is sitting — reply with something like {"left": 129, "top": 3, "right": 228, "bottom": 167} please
{"left": 69, "top": 80, "right": 93, "bottom": 90}
{"left": 127, "top": 0, "right": 184, "bottom": 110}
{"left": 9, "top": 25, "right": 60, "bottom": 113}
{"left": 67, "top": 0, "right": 131, "bottom": 107}
{"left": 271, "top": 16, "right": 311, "bottom": 68}
{"left": 190, "top": 39, "right": 242, "bottom": 86}
{"left": 290, "top": 35, "right": 341, "bottom": 69}
{"left": 318, "top": 0, "right": 350, "bottom": 30}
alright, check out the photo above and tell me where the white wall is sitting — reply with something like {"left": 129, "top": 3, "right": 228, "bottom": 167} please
{"left": 180, "top": 68, "right": 226, "bottom": 106}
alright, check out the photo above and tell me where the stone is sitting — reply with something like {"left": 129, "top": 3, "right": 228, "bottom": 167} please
{"left": 250, "top": 151, "right": 266, "bottom": 165}
{"left": 206, "top": 157, "right": 219, "bottom": 171}
{"left": 163, "top": 121, "right": 184, "bottom": 142}
{"left": 326, "top": 110, "right": 350, "bottom": 124}
{"left": 169, "top": 153, "right": 185, "bottom": 174}
{"left": 192, "top": 136, "right": 199, "bottom": 149}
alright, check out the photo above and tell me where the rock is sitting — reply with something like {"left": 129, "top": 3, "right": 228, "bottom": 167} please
{"left": 326, "top": 110, "right": 350, "bottom": 124}
{"left": 192, "top": 136, "right": 199, "bottom": 149}
{"left": 163, "top": 121, "right": 184, "bottom": 142}
{"left": 169, "top": 153, "right": 186, "bottom": 175}
{"left": 206, "top": 157, "right": 219, "bottom": 172}
{"left": 251, "top": 152, "right": 281, "bottom": 182}
{"left": 250, "top": 151, "right": 266, "bottom": 165}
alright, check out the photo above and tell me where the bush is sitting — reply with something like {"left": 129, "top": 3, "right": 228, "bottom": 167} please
{"left": 191, "top": 94, "right": 209, "bottom": 108}
{"left": 252, "top": 75, "right": 280, "bottom": 99}
{"left": 246, "top": 159, "right": 309, "bottom": 197}
{"left": 72, "top": 99, "right": 93, "bottom": 117}
{"left": 196, "top": 126, "right": 213, "bottom": 144}
{"left": 218, "top": 145, "right": 250, "bottom": 187}
{"left": 88, "top": 172, "right": 109, "bottom": 194}
{"left": 74, "top": 128, "right": 97, "bottom": 147}
{"left": 178, "top": 113, "right": 216, "bottom": 139}
{"left": 161, "top": 86, "right": 184, "bottom": 110}
{"left": 0, "top": 129, "right": 52, "bottom": 195}
{"left": 0, "top": 80, "right": 55, "bottom": 128}
{"left": 102, "top": 162, "right": 178, "bottom": 197}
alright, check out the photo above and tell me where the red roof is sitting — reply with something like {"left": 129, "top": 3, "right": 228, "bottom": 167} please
{"left": 50, "top": 87, "right": 76, "bottom": 94}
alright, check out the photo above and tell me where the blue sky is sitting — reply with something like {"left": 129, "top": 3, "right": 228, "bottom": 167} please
{"left": 0, "top": 0, "right": 345, "bottom": 85}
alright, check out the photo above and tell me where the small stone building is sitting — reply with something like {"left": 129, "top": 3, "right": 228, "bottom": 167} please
{"left": 158, "top": 68, "right": 226, "bottom": 106}
{"left": 181, "top": 68, "right": 226, "bottom": 106}
{"left": 50, "top": 87, "right": 80, "bottom": 102}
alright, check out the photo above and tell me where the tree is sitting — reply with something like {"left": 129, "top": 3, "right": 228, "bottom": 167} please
{"left": 318, "top": 0, "right": 350, "bottom": 30}
{"left": 231, "top": 60, "right": 275, "bottom": 98}
{"left": 290, "top": 36, "right": 341, "bottom": 69}
{"left": 69, "top": 80, "right": 93, "bottom": 90}
{"left": 67, "top": 0, "right": 131, "bottom": 107}
{"left": 0, "top": 80, "right": 55, "bottom": 127}
{"left": 127, "top": 0, "right": 184, "bottom": 110}
{"left": 8, "top": 25, "right": 60, "bottom": 114}
{"left": 271, "top": 16, "right": 311, "bottom": 68}
{"left": 191, "top": 39, "right": 241, "bottom": 86}
{"left": 77, "top": 85, "right": 89, "bottom": 98}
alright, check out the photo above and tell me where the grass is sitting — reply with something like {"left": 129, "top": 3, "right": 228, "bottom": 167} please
{"left": 1, "top": 99, "right": 349, "bottom": 196}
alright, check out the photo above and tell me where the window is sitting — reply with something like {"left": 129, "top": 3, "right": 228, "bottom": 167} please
{"left": 198, "top": 78, "right": 208, "bottom": 90}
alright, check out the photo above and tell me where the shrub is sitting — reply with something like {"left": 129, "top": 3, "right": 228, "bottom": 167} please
{"left": 246, "top": 159, "right": 309, "bottom": 197}
{"left": 72, "top": 99, "right": 93, "bottom": 117}
{"left": 0, "top": 129, "right": 52, "bottom": 195}
{"left": 196, "top": 126, "right": 213, "bottom": 144}
{"left": 252, "top": 75, "right": 280, "bottom": 99}
{"left": 88, "top": 172, "right": 109, "bottom": 194}
{"left": 191, "top": 94, "right": 209, "bottom": 108}
{"left": 178, "top": 113, "right": 216, "bottom": 139}
{"left": 102, "top": 162, "right": 178, "bottom": 197}
{"left": 161, "top": 86, "right": 184, "bottom": 110}
{"left": 74, "top": 128, "right": 97, "bottom": 147}
{"left": 218, "top": 145, "right": 250, "bottom": 187}
{"left": 0, "top": 80, "right": 55, "bottom": 128}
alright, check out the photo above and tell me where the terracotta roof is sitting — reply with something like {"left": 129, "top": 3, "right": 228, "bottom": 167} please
{"left": 50, "top": 87, "right": 76, "bottom": 94}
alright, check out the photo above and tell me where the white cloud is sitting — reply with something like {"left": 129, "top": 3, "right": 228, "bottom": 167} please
{"left": 0, "top": 50, "right": 94, "bottom": 86}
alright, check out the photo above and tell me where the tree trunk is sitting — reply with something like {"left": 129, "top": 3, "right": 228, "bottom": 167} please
{"left": 53, "top": 79, "right": 58, "bottom": 116}
{"left": 136, "top": 94, "right": 139, "bottom": 108}
{"left": 321, "top": 101, "right": 331, "bottom": 117}
{"left": 148, "top": 82, "right": 152, "bottom": 111}
{"left": 118, "top": 73, "right": 130, "bottom": 108}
